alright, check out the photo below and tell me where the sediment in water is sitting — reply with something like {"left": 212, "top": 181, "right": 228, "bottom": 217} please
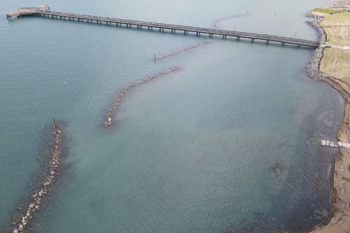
{"left": 105, "top": 66, "right": 180, "bottom": 127}
{"left": 154, "top": 42, "right": 208, "bottom": 61}
{"left": 9, "top": 121, "right": 65, "bottom": 233}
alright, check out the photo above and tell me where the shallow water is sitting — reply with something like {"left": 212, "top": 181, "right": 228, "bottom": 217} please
{"left": 0, "top": 0, "right": 344, "bottom": 232}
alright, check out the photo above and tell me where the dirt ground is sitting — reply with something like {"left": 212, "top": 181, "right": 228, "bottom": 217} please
{"left": 309, "top": 9, "right": 350, "bottom": 233}
{"left": 321, "top": 12, "right": 350, "bottom": 46}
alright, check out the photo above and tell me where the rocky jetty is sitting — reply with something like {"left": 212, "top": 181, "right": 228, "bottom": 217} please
{"left": 105, "top": 66, "right": 180, "bottom": 127}
{"left": 11, "top": 121, "right": 64, "bottom": 233}
{"left": 154, "top": 42, "right": 208, "bottom": 61}
{"left": 306, "top": 19, "right": 327, "bottom": 81}
{"left": 213, "top": 13, "right": 248, "bottom": 28}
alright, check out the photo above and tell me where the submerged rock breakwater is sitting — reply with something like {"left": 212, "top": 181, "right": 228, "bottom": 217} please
{"left": 105, "top": 66, "right": 180, "bottom": 127}
{"left": 213, "top": 13, "right": 248, "bottom": 28}
{"left": 11, "top": 121, "right": 64, "bottom": 233}
{"left": 154, "top": 42, "right": 208, "bottom": 61}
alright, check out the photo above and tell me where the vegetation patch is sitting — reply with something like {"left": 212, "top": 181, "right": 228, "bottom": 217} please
{"left": 313, "top": 8, "right": 343, "bottom": 14}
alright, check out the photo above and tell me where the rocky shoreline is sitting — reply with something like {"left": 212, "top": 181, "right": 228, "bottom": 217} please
{"left": 306, "top": 19, "right": 327, "bottom": 81}
{"left": 8, "top": 121, "right": 65, "bottom": 233}
{"left": 306, "top": 10, "right": 350, "bottom": 233}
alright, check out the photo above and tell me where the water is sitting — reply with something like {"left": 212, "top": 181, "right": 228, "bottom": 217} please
{"left": 0, "top": 0, "right": 344, "bottom": 232}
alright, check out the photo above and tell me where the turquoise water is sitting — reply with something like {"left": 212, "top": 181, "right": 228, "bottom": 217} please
{"left": 0, "top": 0, "right": 344, "bottom": 232}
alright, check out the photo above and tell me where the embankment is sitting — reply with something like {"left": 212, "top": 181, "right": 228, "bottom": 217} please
{"left": 307, "top": 10, "right": 350, "bottom": 233}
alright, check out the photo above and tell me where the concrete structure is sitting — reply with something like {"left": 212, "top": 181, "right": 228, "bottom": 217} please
{"left": 6, "top": 6, "right": 319, "bottom": 48}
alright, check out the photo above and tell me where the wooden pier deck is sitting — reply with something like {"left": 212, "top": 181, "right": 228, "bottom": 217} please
{"left": 6, "top": 6, "right": 319, "bottom": 48}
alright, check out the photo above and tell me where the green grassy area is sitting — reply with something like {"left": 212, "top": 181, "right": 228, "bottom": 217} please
{"left": 313, "top": 8, "right": 343, "bottom": 14}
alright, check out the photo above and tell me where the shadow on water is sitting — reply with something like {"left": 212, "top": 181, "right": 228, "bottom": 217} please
{"left": 223, "top": 82, "right": 344, "bottom": 233}
{"left": 274, "top": 83, "right": 344, "bottom": 233}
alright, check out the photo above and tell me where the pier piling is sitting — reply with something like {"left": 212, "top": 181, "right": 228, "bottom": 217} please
{"left": 5, "top": 6, "right": 319, "bottom": 48}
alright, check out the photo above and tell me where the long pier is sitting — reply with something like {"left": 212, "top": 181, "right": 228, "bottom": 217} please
{"left": 6, "top": 6, "right": 319, "bottom": 48}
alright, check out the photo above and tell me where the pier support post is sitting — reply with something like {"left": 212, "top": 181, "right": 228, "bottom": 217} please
{"left": 266, "top": 40, "right": 269, "bottom": 44}
{"left": 282, "top": 42, "right": 285, "bottom": 46}
{"left": 251, "top": 38, "right": 254, "bottom": 42}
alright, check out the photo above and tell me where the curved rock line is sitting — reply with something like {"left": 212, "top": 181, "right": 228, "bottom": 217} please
{"left": 154, "top": 42, "right": 208, "bottom": 61}
{"left": 105, "top": 66, "right": 180, "bottom": 127}
{"left": 213, "top": 12, "right": 248, "bottom": 28}
{"left": 306, "top": 19, "right": 328, "bottom": 81}
{"left": 11, "top": 121, "right": 64, "bottom": 233}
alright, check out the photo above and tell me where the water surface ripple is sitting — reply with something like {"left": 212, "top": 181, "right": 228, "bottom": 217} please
{"left": 0, "top": 0, "right": 342, "bottom": 232}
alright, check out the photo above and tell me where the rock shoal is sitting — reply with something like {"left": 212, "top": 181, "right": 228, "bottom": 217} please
{"left": 154, "top": 42, "right": 208, "bottom": 61}
{"left": 11, "top": 121, "right": 64, "bottom": 233}
{"left": 213, "top": 13, "right": 248, "bottom": 28}
{"left": 105, "top": 66, "right": 180, "bottom": 127}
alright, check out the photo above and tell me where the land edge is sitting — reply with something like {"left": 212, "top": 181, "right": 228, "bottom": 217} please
{"left": 306, "top": 12, "right": 350, "bottom": 233}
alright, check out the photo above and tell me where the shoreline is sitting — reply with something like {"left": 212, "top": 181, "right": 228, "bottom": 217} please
{"left": 306, "top": 7, "right": 350, "bottom": 233}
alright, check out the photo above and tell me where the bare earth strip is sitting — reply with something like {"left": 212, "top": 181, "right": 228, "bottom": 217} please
{"left": 321, "top": 49, "right": 350, "bottom": 81}
{"left": 309, "top": 10, "right": 350, "bottom": 233}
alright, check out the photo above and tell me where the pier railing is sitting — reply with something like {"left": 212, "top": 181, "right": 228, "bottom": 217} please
{"left": 6, "top": 7, "right": 319, "bottom": 48}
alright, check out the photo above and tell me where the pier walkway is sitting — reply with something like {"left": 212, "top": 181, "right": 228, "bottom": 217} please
{"left": 6, "top": 6, "right": 319, "bottom": 48}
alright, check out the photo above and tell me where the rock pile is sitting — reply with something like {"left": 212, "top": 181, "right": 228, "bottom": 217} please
{"left": 154, "top": 42, "right": 208, "bottom": 61}
{"left": 306, "top": 19, "right": 328, "bottom": 80}
{"left": 11, "top": 121, "right": 64, "bottom": 233}
{"left": 105, "top": 66, "right": 180, "bottom": 127}
{"left": 213, "top": 13, "right": 248, "bottom": 28}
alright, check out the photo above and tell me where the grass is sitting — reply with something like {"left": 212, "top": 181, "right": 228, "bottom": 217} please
{"left": 320, "top": 12, "right": 350, "bottom": 46}
{"left": 313, "top": 8, "right": 343, "bottom": 14}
